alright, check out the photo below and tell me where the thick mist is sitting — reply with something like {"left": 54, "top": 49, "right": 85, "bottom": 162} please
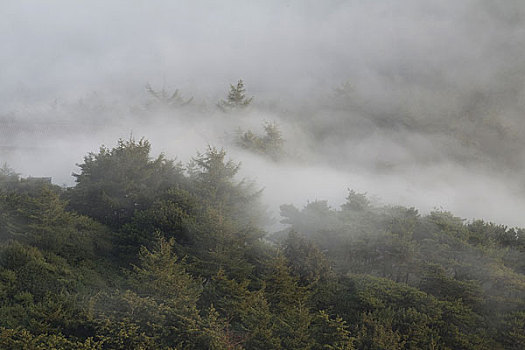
{"left": 2, "top": 0, "right": 525, "bottom": 228}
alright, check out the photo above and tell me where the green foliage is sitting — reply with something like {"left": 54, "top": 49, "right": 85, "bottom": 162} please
{"left": 0, "top": 164, "right": 20, "bottom": 192}
{"left": 93, "top": 235, "right": 211, "bottom": 349}
{"left": 498, "top": 310, "right": 525, "bottom": 349}
{"left": 0, "top": 165, "right": 58, "bottom": 195}
{"left": 188, "top": 146, "right": 241, "bottom": 204}
{"left": 280, "top": 200, "right": 341, "bottom": 237}
{"left": 116, "top": 187, "right": 200, "bottom": 261}
{"left": 419, "top": 263, "right": 482, "bottom": 307}
{"left": 341, "top": 190, "right": 371, "bottom": 212}
{"left": 132, "top": 235, "right": 201, "bottom": 304}
{"left": 68, "top": 137, "right": 184, "bottom": 228}
{"left": 0, "top": 241, "right": 77, "bottom": 300}
{"left": 310, "top": 311, "right": 354, "bottom": 350}
{"left": 218, "top": 80, "right": 253, "bottom": 111}
{"left": 1, "top": 141, "right": 524, "bottom": 348}
{"left": 188, "top": 146, "right": 264, "bottom": 226}
{"left": 236, "top": 122, "right": 285, "bottom": 160}
{"left": 0, "top": 189, "right": 112, "bottom": 272}
{"left": 355, "top": 308, "right": 406, "bottom": 350}
{"left": 283, "top": 231, "right": 332, "bottom": 286}
{"left": 0, "top": 241, "right": 100, "bottom": 342}
{"left": 280, "top": 190, "right": 525, "bottom": 349}
{"left": 0, "top": 327, "right": 101, "bottom": 350}
{"left": 263, "top": 255, "right": 308, "bottom": 313}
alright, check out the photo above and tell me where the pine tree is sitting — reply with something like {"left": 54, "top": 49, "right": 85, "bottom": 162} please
{"left": 145, "top": 83, "right": 193, "bottom": 108}
{"left": 236, "top": 122, "right": 285, "bottom": 160}
{"left": 132, "top": 235, "right": 202, "bottom": 305}
{"left": 218, "top": 80, "right": 253, "bottom": 111}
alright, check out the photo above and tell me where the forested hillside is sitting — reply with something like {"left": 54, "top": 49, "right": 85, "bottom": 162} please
{"left": 3, "top": 1, "right": 525, "bottom": 349}
{"left": 0, "top": 139, "right": 523, "bottom": 349}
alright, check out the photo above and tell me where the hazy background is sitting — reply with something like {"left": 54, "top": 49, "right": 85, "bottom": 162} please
{"left": 2, "top": 0, "right": 525, "bottom": 228}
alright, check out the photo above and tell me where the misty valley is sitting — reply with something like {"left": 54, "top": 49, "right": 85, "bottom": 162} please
{"left": 2, "top": 1, "right": 525, "bottom": 349}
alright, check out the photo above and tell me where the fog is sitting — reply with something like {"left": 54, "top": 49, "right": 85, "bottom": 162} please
{"left": 2, "top": 0, "right": 525, "bottom": 228}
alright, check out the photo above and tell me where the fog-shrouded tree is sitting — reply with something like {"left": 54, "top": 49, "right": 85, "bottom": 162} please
{"left": 187, "top": 146, "right": 263, "bottom": 223}
{"left": 67, "top": 137, "right": 184, "bottom": 228}
{"left": 236, "top": 122, "right": 285, "bottom": 160}
{"left": 145, "top": 83, "right": 193, "bottom": 109}
{"left": 0, "top": 164, "right": 19, "bottom": 189}
{"left": 218, "top": 80, "right": 253, "bottom": 111}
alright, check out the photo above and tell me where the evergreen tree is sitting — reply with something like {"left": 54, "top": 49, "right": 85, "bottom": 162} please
{"left": 68, "top": 137, "right": 184, "bottom": 228}
{"left": 132, "top": 235, "right": 202, "bottom": 305}
{"left": 283, "top": 231, "right": 332, "bottom": 286}
{"left": 236, "top": 122, "right": 285, "bottom": 160}
{"left": 218, "top": 80, "right": 253, "bottom": 111}
{"left": 0, "top": 164, "right": 19, "bottom": 192}
{"left": 187, "top": 146, "right": 263, "bottom": 227}
{"left": 145, "top": 83, "right": 193, "bottom": 109}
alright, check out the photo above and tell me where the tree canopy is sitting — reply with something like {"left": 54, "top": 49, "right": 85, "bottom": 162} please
{"left": 0, "top": 140, "right": 523, "bottom": 349}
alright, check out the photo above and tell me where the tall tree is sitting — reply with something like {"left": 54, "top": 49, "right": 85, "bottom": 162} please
{"left": 187, "top": 146, "right": 263, "bottom": 225}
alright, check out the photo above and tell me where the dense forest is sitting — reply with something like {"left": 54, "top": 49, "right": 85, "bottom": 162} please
{"left": 0, "top": 136, "right": 523, "bottom": 349}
